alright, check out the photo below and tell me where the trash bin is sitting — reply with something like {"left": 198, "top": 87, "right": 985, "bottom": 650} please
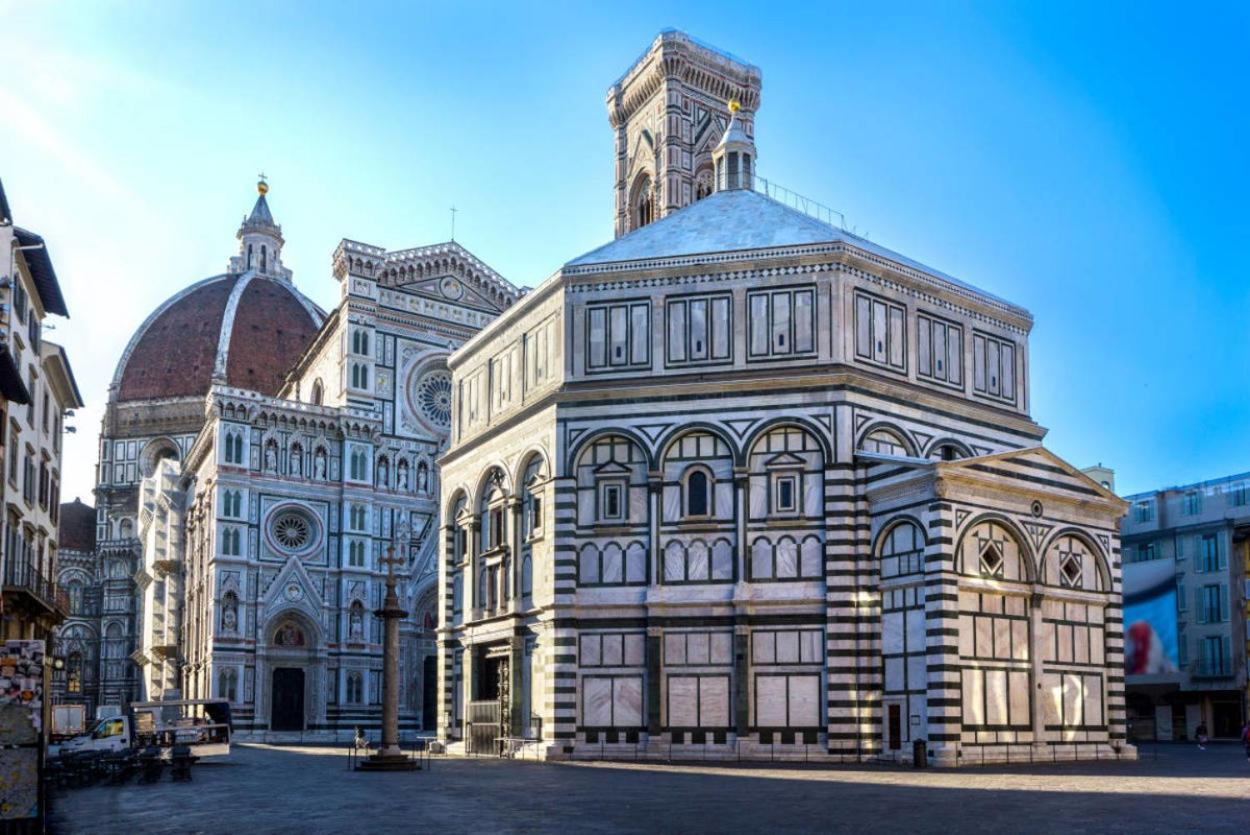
{"left": 913, "top": 739, "right": 927, "bottom": 768}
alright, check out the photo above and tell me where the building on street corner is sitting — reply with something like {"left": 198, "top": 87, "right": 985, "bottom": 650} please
{"left": 0, "top": 177, "right": 83, "bottom": 646}
{"left": 1121, "top": 472, "right": 1249, "bottom": 740}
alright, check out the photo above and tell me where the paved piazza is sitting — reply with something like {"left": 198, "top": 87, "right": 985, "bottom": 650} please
{"left": 49, "top": 743, "right": 1249, "bottom": 833}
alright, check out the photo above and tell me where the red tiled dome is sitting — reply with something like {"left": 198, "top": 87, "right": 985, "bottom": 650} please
{"left": 114, "top": 273, "right": 323, "bottom": 403}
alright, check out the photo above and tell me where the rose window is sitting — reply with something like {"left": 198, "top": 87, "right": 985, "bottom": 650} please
{"left": 272, "top": 510, "right": 312, "bottom": 551}
{"left": 415, "top": 371, "right": 452, "bottom": 429}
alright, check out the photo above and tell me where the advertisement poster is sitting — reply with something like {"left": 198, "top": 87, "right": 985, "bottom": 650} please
{"left": 0, "top": 640, "right": 44, "bottom": 821}
{"left": 1123, "top": 559, "right": 1179, "bottom": 675}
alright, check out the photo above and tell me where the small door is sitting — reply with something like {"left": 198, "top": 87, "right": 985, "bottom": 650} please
{"left": 887, "top": 704, "right": 902, "bottom": 751}
{"left": 271, "top": 667, "right": 305, "bottom": 731}
{"left": 422, "top": 656, "right": 438, "bottom": 731}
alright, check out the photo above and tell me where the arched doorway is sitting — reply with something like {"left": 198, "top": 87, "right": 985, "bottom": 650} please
{"left": 263, "top": 613, "right": 321, "bottom": 733}
{"left": 422, "top": 656, "right": 438, "bottom": 730}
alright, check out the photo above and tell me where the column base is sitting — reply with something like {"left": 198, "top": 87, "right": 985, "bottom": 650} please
{"left": 356, "top": 753, "right": 420, "bottom": 771}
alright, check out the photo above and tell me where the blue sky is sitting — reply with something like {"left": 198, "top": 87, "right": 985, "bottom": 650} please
{"left": 2, "top": 1, "right": 1247, "bottom": 501}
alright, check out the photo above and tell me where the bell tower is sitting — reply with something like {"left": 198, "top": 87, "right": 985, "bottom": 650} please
{"left": 605, "top": 30, "right": 762, "bottom": 238}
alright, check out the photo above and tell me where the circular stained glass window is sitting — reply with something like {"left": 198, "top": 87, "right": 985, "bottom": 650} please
{"left": 272, "top": 510, "right": 312, "bottom": 551}
{"left": 415, "top": 371, "right": 452, "bottom": 429}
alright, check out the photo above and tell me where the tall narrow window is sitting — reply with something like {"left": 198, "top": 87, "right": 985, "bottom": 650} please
{"left": 686, "top": 470, "right": 710, "bottom": 517}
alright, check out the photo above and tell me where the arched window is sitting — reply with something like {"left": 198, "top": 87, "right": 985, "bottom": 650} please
{"left": 694, "top": 169, "right": 713, "bottom": 201}
{"left": 310, "top": 379, "right": 324, "bottom": 406}
{"left": 67, "top": 652, "right": 83, "bottom": 694}
{"left": 929, "top": 441, "right": 968, "bottom": 462}
{"left": 685, "top": 469, "right": 710, "bottom": 517}
{"left": 119, "top": 518, "right": 134, "bottom": 539}
{"left": 879, "top": 520, "right": 925, "bottom": 579}
{"left": 218, "top": 667, "right": 238, "bottom": 702}
{"left": 351, "top": 363, "right": 370, "bottom": 390}
{"left": 860, "top": 428, "right": 911, "bottom": 457}
{"left": 260, "top": 244, "right": 268, "bottom": 273}
{"left": 346, "top": 671, "right": 363, "bottom": 704}
{"left": 67, "top": 581, "right": 83, "bottom": 613}
{"left": 349, "top": 449, "right": 367, "bottom": 481}
{"left": 352, "top": 329, "right": 370, "bottom": 357}
{"left": 521, "top": 554, "right": 533, "bottom": 597}
{"left": 632, "top": 175, "right": 654, "bottom": 229}
{"left": 479, "top": 471, "right": 507, "bottom": 552}
{"left": 247, "top": 244, "right": 254, "bottom": 269}
{"left": 347, "top": 539, "right": 366, "bottom": 568}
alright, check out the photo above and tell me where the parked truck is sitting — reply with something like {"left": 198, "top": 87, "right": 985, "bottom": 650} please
{"left": 52, "top": 699, "right": 232, "bottom": 759}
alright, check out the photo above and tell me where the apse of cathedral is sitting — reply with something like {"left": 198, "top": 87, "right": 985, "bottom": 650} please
{"left": 58, "top": 175, "right": 520, "bottom": 736}
{"left": 437, "top": 30, "right": 1131, "bottom": 764}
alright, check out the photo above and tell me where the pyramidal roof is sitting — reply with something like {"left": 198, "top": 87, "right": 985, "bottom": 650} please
{"left": 244, "top": 193, "right": 275, "bottom": 228}
{"left": 565, "top": 188, "right": 1020, "bottom": 312}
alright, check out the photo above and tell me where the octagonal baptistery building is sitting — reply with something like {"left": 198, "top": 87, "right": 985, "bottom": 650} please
{"left": 89, "top": 185, "right": 325, "bottom": 707}
{"left": 437, "top": 31, "right": 1132, "bottom": 766}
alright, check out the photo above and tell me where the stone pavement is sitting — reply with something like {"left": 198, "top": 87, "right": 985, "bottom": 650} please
{"left": 49, "top": 741, "right": 1250, "bottom": 834}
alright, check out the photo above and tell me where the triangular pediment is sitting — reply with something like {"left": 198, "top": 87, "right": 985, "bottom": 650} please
{"left": 260, "top": 555, "right": 324, "bottom": 623}
{"left": 595, "top": 460, "right": 632, "bottom": 475}
{"left": 939, "top": 446, "right": 1126, "bottom": 507}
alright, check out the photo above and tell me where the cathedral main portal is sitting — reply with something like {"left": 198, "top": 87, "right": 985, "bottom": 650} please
{"left": 271, "top": 667, "right": 305, "bottom": 731}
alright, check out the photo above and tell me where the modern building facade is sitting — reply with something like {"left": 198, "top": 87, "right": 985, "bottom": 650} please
{"left": 0, "top": 177, "right": 82, "bottom": 647}
{"left": 1121, "top": 473, "right": 1249, "bottom": 740}
{"left": 436, "top": 33, "right": 1132, "bottom": 765}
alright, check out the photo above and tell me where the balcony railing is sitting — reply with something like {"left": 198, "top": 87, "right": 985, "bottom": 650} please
{"left": 2, "top": 557, "right": 69, "bottom": 618}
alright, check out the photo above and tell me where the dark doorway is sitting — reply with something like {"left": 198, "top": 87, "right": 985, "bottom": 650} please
{"left": 478, "top": 656, "right": 502, "bottom": 700}
{"left": 422, "top": 656, "right": 438, "bottom": 730}
{"left": 887, "top": 704, "right": 902, "bottom": 750}
{"left": 271, "top": 667, "right": 305, "bottom": 731}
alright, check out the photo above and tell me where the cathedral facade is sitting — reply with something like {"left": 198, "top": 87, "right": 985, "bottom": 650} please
{"left": 59, "top": 183, "right": 518, "bottom": 737}
{"left": 436, "top": 34, "right": 1131, "bottom": 764}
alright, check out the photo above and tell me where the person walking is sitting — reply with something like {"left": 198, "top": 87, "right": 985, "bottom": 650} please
{"left": 1195, "top": 721, "right": 1209, "bottom": 750}
{"left": 1241, "top": 721, "right": 1250, "bottom": 762}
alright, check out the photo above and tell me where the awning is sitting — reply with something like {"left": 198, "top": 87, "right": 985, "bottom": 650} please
{"left": 13, "top": 227, "right": 69, "bottom": 317}
{"left": 0, "top": 347, "right": 31, "bottom": 404}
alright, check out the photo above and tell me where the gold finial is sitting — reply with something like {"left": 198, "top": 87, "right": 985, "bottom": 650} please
{"left": 728, "top": 99, "right": 741, "bottom": 114}
{"left": 257, "top": 172, "right": 269, "bottom": 196}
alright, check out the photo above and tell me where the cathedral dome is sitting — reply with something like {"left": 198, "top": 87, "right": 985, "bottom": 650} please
{"left": 111, "top": 271, "right": 324, "bottom": 403}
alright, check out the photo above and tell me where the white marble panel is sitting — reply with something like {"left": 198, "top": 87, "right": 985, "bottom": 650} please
{"left": 800, "top": 537, "right": 821, "bottom": 577}
{"left": 753, "top": 633, "right": 774, "bottom": 664}
{"left": 1011, "top": 620, "right": 1029, "bottom": 661}
{"left": 584, "top": 677, "right": 612, "bottom": 726}
{"left": 1057, "top": 625, "right": 1073, "bottom": 663}
{"left": 756, "top": 677, "right": 787, "bottom": 726}
{"left": 581, "top": 636, "right": 601, "bottom": 666}
{"left": 1008, "top": 671, "right": 1030, "bottom": 726}
{"left": 664, "top": 543, "right": 685, "bottom": 582}
{"left": 687, "top": 632, "right": 710, "bottom": 664}
{"left": 662, "top": 485, "right": 681, "bottom": 523}
{"left": 625, "top": 543, "right": 647, "bottom": 583}
{"left": 885, "top": 657, "right": 904, "bottom": 692}
{"left": 629, "top": 487, "right": 647, "bottom": 522}
{"left": 907, "top": 653, "right": 927, "bottom": 690}
{"left": 958, "top": 615, "right": 975, "bottom": 658}
{"left": 1089, "top": 628, "right": 1105, "bottom": 666}
{"left": 668, "top": 676, "right": 698, "bottom": 726}
{"left": 975, "top": 616, "right": 993, "bottom": 658}
{"left": 1042, "top": 673, "right": 1062, "bottom": 726}
{"left": 688, "top": 541, "right": 709, "bottom": 580}
{"left": 1073, "top": 626, "right": 1089, "bottom": 664}
{"left": 903, "top": 608, "right": 924, "bottom": 652}
{"left": 1084, "top": 674, "right": 1103, "bottom": 725}
{"left": 701, "top": 677, "right": 730, "bottom": 726}
{"left": 602, "top": 545, "right": 623, "bottom": 583}
{"left": 803, "top": 475, "right": 821, "bottom": 516}
{"left": 664, "top": 633, "right": 686, "bottom": 665}
{"left": 985, "top": 669, "right": 1008, "bottom": 725}
{"left": 775, "top": 539, "right": 798, "bottom": 579}
{"left": 710, "top": 632, "right": 732, "bottom": 664}
{"left": 788, "top": 674, "right": 820, "bottom": 726}
{"left": 624, "top": 634, "right": 645, "bottom": 667}
{"left": 962, "top": 670, "right": 985, "bottom": 725}
{"left": 711, "top": 540, "right": 733, "bottom": 580}
{"left": 1040, "top": 620, "right": 1056, "bottom": 662}
{"left": 602, "top": 634, "right": 623, "bottom": 666}
{"left": 802, "top": 630, "right": 823, "bottom": 663}
{"left": 1063, "top": 673, "right": 1082, "bottom": 725}
{"left": 882, "top": 612, "right": 905, "bottom": 655}
{"left": 615, "top": 677, "right": 643, "bottom": 726}
{"left": 776, "top": 631, "right": 799, "bottom": 663}
{"left": 993, "top": 617, "right": 1012, "bottom": 660}
{"left": 749, "top": 479, "right": 767, "bottom": 517}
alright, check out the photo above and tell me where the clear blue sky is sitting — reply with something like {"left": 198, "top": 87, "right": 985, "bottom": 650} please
{"left": 3, "top": 1, "right": 1247, "bottom": 502}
